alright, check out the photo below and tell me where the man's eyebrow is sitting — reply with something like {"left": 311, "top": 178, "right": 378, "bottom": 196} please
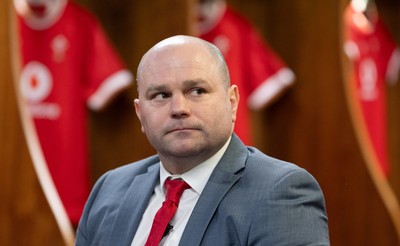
{"left": 143, "top": 79, "right": 211, "bottom": 95}
{"left": 144, "top": 84, "right": 168, "bottom": 95}
{"left": 182, "top": 79, "right": 210, "bottom": 87}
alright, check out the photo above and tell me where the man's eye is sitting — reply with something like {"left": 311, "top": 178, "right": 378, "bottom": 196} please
{"left": 189, "top": 88, "right": 206, "bottom": 96}
{"left": 153, "top": 93, "right": 169, "bottom": 101}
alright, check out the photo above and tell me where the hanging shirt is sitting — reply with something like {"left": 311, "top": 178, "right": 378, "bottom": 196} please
{"left": 343, "top": 4, "right": 400, "bottom": 176}
{"left": 16, "top": 0, "right": 133, "bottom": 224}
{"left": 199, "top": 4, "right": 295, "bottom": 145}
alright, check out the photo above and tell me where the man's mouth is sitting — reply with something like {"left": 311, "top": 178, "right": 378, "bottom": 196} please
{"left": 166, "top": 126, "right": 199, "bottom": 135}
{"left": 169, "top": 128, "right": 193, "bottom": 133}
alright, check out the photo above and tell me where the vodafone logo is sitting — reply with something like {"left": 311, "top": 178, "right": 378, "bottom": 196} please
{"left": 20, "top": 61, "right": 52, "bottom": 102}
{"left": 20, "top": 61, "right": 61, "bottom": 119}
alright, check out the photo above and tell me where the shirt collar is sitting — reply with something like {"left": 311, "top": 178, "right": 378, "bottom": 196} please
{"left": 159, "top": 136, "right": 231, "bottom": 195}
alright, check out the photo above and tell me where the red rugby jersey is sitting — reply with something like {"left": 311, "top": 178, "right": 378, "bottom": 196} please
{"left": 16, "top": 0, "right": 133, "bottom": 224}
{"left": 199, "top": 4, "right": 295, "bottom": 145}
{"left": 343, "top": 4, "right": 400, "bottom": 176}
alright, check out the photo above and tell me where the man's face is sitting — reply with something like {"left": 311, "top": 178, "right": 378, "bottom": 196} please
{"left": 135, "top": 41, "right": 238, "bottom": 165}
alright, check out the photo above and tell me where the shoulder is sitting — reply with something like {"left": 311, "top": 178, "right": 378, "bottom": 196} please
{"left": 98, "top": 155, "right": 160, "bottom": 186}
{"left": 222, "top": 135, "right": 319, "bottom": 189}
{"left": 76, "top": 155, "right": 160, "bottom": 243}
{"left": 246, "top": 147, "right": 302, "bottom": 174}
{"left": 80, "top": 155, "right": 160, "bottom": 207}
{"left": 243, "top": 146, "right": 320, "bottom": 190}
{"left": 80, "top": 155, "right": 160, "bottom": 221}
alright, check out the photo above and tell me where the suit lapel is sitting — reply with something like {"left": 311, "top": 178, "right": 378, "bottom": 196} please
{"left": 179, "top": 135, "right": 248, "bottom": 245}
{"left": 107, "top": 164, "right": 159, "bottom": 245}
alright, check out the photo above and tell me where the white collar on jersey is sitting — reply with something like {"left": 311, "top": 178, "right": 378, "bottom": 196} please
{"left": 13, "top": 0, "right": 68, "bottom": 30}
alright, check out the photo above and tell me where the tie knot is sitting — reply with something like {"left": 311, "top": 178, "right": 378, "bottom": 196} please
{"left": 164, "top": 178, "right": 190, "bottom": 204}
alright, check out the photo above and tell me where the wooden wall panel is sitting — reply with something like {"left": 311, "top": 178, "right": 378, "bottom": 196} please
{"left": 228, "top": 0, "right": 400, "bottom": 245}
{"left": 0, "top": 0, "right": 73, "bottom": 245}
{"left": 379, "top": 0, "right": 400, "bottom": 214}
{"left": 4, "top": 0, "right": 399, "bottom": 244}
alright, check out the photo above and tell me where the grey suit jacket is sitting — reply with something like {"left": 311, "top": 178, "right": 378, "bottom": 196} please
{"left": 76, "top": 134, "right": 329, "bottom": 245}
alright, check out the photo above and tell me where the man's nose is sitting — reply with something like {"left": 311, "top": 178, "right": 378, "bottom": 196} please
{"left": 170, "top": 94, "right": 190, "bottom": 118}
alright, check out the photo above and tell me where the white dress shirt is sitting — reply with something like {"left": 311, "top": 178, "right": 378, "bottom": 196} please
{"left": 131, "top": 137, "right": 231, "bottom": 246}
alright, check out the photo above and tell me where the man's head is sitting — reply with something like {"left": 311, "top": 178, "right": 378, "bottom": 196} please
{"left": 134, "top": 35, "right": 239, "bottom": 174}
{"left": 136, "top": 35, "right": 230, "bottom": 90}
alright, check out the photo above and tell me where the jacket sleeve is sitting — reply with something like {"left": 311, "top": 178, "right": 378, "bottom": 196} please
{"left": 249, "top": 169, "right": 330, "bottom": 245}
{"left": 75, "top": 171, "right": 110, "bottom": 245}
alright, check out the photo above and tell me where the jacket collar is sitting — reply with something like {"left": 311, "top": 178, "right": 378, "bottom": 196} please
{"left": 179, "top": 134, "right": 248, "bottom": 245}
{"left": 106, "top": 134, "right": 248, "bottom": 245}
{"left": 107, "top": 163, "right": 159, "bottom": 245}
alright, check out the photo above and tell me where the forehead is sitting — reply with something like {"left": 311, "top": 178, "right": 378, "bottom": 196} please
{"left": 138, "top": 43, "right": 220, "bottom": 86}
{"left": 147, "top": 42, "right": 214, "bottom": 68}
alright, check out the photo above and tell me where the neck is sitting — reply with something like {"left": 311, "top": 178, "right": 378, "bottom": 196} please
{"left": 158, "top": 135, "right": 232, "bottom": 174}
{"left": 159, "top": 153, "right": 212, "bottom": 174}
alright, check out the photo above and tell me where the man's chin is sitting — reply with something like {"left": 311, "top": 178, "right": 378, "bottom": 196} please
{"left": 164, "top": 130, "right": 203, "bottom": 143}
{"left": 164, "top": 141, "right": 205, "bottom": 157}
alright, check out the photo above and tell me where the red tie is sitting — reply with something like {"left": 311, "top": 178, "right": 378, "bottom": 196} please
{"left": 145, "top": 179, "right": 190, "bottom": 246}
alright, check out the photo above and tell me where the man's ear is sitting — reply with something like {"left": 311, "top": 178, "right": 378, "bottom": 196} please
{"left": 134, "top": 99, "right": 145, "bottom": 133}
{"left": 229, "top": 84, "right": 239, "bottom": 123}
{"left": 134, "top": 99, "right": 140, "bottom": 118}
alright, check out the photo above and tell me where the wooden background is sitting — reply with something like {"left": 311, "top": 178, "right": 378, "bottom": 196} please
{"left": 2, "top": 0, "right": 400, "bottom": 245}
{"left": 0, "top": 0, "right": 70, "bottom": 245}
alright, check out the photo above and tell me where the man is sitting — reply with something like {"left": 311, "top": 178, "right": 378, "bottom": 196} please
{"left": 76, "top": 35, "right": 329, "bottom": 245}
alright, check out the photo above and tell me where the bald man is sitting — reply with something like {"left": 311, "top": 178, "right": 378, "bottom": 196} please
{"left": 76, "top": 35, "right": 329, "bottom": 245}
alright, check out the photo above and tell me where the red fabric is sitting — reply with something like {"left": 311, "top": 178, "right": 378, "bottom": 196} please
{"left": 17, "top": 1, "right": 129, "bottom": 224}
{"left": 200, "top": 5, "right": 291, "bottom": 145}
{"left": 145, "top": 179, "right": 190, "bottom": 246}
{"left": 343, "top": 5, "right": 400, "bottom": 176}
